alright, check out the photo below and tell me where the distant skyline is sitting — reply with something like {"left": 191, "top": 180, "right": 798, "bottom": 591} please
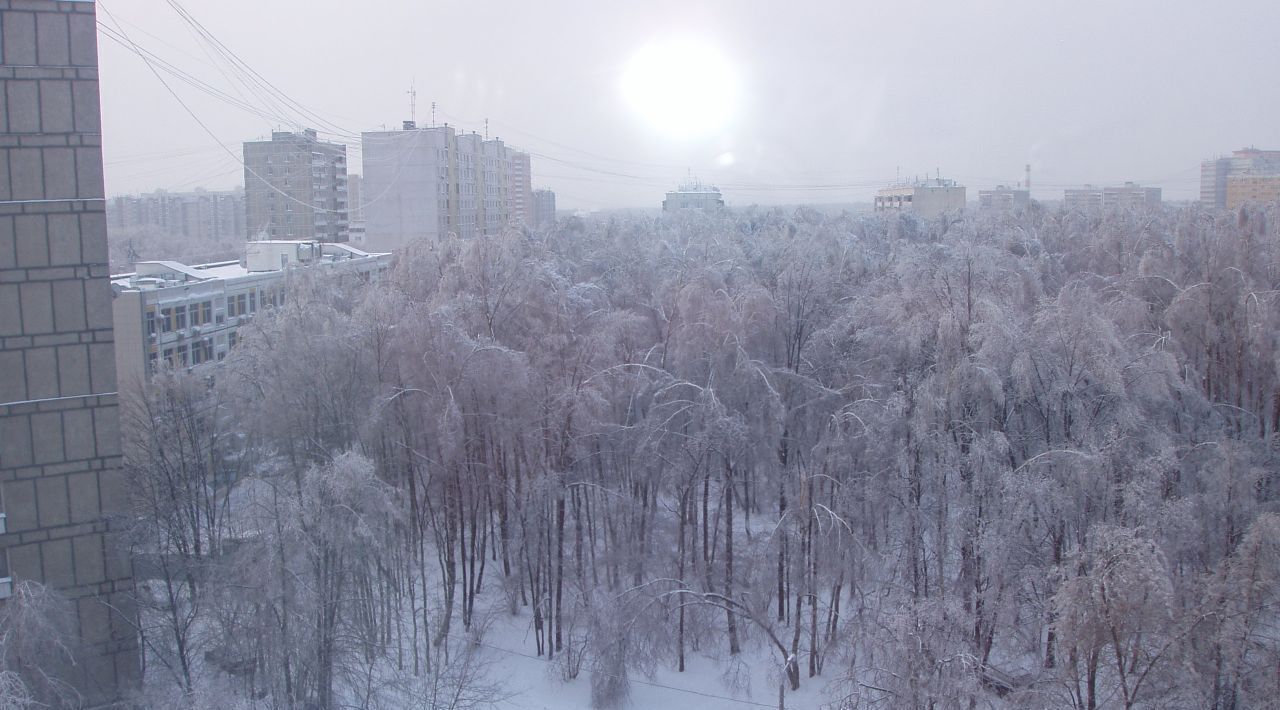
{"left": 98, "top": 0, "right": 1280, "bottom": 210}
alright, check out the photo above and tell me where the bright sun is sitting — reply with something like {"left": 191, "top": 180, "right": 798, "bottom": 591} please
{"left": 621, "top": 37, "right": 739, "bottom": 139}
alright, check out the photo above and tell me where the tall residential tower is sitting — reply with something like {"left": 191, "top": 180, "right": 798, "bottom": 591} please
{"left": 243, "top": 129, "right": 349, "bottom": 242}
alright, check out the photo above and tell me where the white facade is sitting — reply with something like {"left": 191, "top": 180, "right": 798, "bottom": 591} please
{"left": 361, "top": 122, "right": 531, "bottom": 251}
{"left": 663, "top": 181, "right": 725, "bottom": 211}
{"left": 110, "top": 241, "right": 391, "bottom": 394}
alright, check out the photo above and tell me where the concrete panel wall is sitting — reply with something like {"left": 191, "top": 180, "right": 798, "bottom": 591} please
{"left": 0, "top": 1, "right": 140, "bottom": 707}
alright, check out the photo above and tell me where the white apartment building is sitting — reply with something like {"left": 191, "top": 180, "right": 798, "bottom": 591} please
{"left": 360, "top": 121, "right": 532, "bottom": 251}
{"left": 1063, "top": 182, "right": 1161, "bottom": 211}
{"left": 110, "top": 241, "right": 391, "bottom": 394}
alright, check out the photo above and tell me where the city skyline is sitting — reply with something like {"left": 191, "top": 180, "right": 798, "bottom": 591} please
{"left": 97, "top": 0, "right": 1280, "bottom": 210}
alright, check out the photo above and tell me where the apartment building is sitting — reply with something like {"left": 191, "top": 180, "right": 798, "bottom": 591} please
{"left": 978, "top": 185, "right": 1030, "bottom": 211}
{"left": 874, "top": 178, "right": 966, "bottom": 219}
{"left": 532, "top": 188, "right": 557, "bottom": 228}
{"left": 1201, "top": 148, "right": 1280, "bottom": 208}
{"left": 107, "top": 188, "right": 245, "bottom": 240}
{"left": 1226, "top": 174, "right": 1280, "bottom": 209}
{"left": 360, "top": 121, "right": 532, "bottom": 251}
{"left": 243, "top": 129, "right": 349, "bottom": 242}
{"left": 110, "top": 241, "right": 391, "bottom": 396}
{"left": 0, "top": 1, "right": 140, "bottom": 704}
{"left": 1063, "top": 182, "right": 1161, "bottom": 211}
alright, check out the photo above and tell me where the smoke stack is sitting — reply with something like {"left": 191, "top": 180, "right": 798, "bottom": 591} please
{"left": 1025, "top": 163, "right": 1031, "bottom": 192}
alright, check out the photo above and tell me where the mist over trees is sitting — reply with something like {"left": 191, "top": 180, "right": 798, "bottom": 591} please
{"left": 116, "top": 202, "right": 1280, "bottom": 709}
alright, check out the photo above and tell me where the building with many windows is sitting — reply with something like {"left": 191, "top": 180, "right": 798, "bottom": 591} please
{"left": 874, "top": 177, "right": 965, "bottom": 218}
{"left": 110, "top": 241, "right": 391, "bottom": 396}
{"left": 532, "top": 188, "right": 557, "bottom": 228}
{"left": 1063, "top": 182, "right": 1161, "bottom": 211}
{"left": 1201, "top": 148, "right": 1280, "bottom": 208}
{"left": 107, "top": 188, "right": 245, "bottom": 241}
{"left": 243, "top": 129, "right": 349, "bottom": 242}
{"left": 0, "top": 1, "right": 141, "bottom": 705}
{"left": 360, "top": 121, "right": 532, "bottom": 251}
{"left": 977, "top": 185, "right": 1030, "bottom": 211}
{"left": 1226, "top": 174, "right": 1280, "bottom": 209}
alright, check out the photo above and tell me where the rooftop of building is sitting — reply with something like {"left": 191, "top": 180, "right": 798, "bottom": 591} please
{"left": 668, "top": 179, "right": 722, "bottom": 194}
{"left": 111, "top": 240, "right": 390, "bottom": 292}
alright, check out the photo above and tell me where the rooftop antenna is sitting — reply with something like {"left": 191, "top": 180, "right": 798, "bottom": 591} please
{"left": 407, "top": 81, "right": 417, "bottom": 124}
{"left": 485, "top": 118, "right": 489, "bottom": 140}
{"left": 431, "top": 101, "right": 437, "bottom": 127}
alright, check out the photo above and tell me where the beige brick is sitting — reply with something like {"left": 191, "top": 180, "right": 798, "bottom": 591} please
{"left": 66, "top": 10, "right": 95, "bottom": 67}
{"left": 40, "top": 537, "right": 72, "bottom": 586}
{"left": 6, "top": 541, "right": 40, "bottom": 581}
{"left": 0, "top": 283, "right": 20, "bottom": 336}
{"left": 0, "top": 350, "right": 23, "bottom": 402}
{"left": 2, "top": 11, "right": 36, "bottom": 65}
{"left": 42, "top": 146, "right": 74, "bottom": 199}
{"left": 34, "top": 11, "right": 68, "bottom": 67}
{"left": 66, "top": 470, "right": 97, "bottom": 523}
{"left": 13, "top": 213, "right": 46, "bottom": 267}
{"left": 72, "top": 533, "right": 103, "bottom": 585}
{"left": 1, "top": 478, "right": 36, "bottom": 532}
{"left": 35, "top": 473, "right": 67, "bottom": 526}
{"left": 71, "top": 79, "right": 99, "bottom": 134}
{"left": 0, "top": 218, "right": 11, "bottom": 269}
{"left": 8, "top": 147, "right": 42, "bottom": 200}
{"left": 46, "top": 212, "right": 79, "bottom": 265}
{"left": 75, "top": 145, "right": 103, "bottom": 199}
{"left": 24, "top": 346, "right": 57, "bottom": 398}
{"left": 92, "top": 404, "right": 119, "bottom": 458}
{"left": 56, "top": 343, "right": 87, "bottom": 396}
{"left": 83, "top": 275, "right": 111, "bottom": 328}
{"left": 51, "top": 278, "right": 85, "bottom": 331}
{"left": 5, "top": 79, "right": 38, "bottom": 132}
{"left": 18, "top": 281, "right": 52, "bottom": 333}
{"left": 96, "top": 465, "right": 127, "bottom": 516}
{"left": 61, "top": 405, "right": 92, "bottom": 460}
{"left": 29, "top": 409, "right": 61, "bottom": 463}
{"left": 0, "top": 415, "right": 33, "bottom": 468}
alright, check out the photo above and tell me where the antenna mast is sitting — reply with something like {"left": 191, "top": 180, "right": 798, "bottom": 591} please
{"left": 407, "top": 81, "right": 417, "bottom": 123}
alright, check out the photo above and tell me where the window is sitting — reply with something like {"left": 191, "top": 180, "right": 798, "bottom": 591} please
{"left": 0, "top": 549, "right": 10, "bottom": 600}
{"left": 145, "top": 310, "right": 156, "bottom": 336}
{"left": 249, "top": 290, "right": 257, "bottom": 313}
{"left": 148, "top": 351, "right": 158, "bottom": 374}
{"left": 228, "top": 331, "right": 238, "bottom": 349}
{"left": 201, "top": 300, "right": 212, "bottom": 325}
{"left": 176, "top": 344, "right": 189, "bottom": 367}
{"left": 161, "top": 307, "right": 173, "bottom": 332}
{"left": 175, "top": 304, "right": 187, "bottom": 330}
{"left": 201, "top": 339, "right": 213, "bottom": 363}
{"left": 163, "top": 347, "right": 174, "bottom": 366}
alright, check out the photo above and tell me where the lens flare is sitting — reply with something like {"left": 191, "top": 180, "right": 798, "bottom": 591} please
{"left": 621, "top": 37, "right": 739, "bottom": 139}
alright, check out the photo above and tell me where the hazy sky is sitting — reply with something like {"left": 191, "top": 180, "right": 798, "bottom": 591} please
{"left": 98, "top": 0, "right": 1280, "bottom": 209}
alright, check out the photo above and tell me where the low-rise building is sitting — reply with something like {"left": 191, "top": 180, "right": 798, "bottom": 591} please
{"left": 978, "top": 185, "right": 1030, "bottom": 211}
{"left": 110, "top": 241, "right": 391, "bottom": 394}
{"left": 663, "top": 180, "right": 725, "bottom": 212}
{"left": 874, "top": 178, "right": 966, "bottom": 219}
{"left": 1064, "top": 182, "right": 1161, "bottom": 211}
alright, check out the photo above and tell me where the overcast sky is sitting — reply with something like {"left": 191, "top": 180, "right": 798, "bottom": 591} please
{"left": 97, "top": 0, "right": 1280, "bottom": 209}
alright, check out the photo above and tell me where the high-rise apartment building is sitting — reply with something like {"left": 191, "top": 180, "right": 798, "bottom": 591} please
{"left": 532, "top": 188, "right": 557, "bottom": 228}
{"left": 509, "top": 151, "right": 532, "bottom": 227}
{"left": 1201, "top": 148, "right": 1280, "bottom": 208}
{"left": 0, "top": 1, "right": 140, "bottom": 705}
{"left": 107, "top": 188, "right": 245, "bottom": 241}
{"left": 978, "top": 185, "right": 1030, "bottom": 211}
{"left": 360, "top": 121, "right": 530, "bottom": 251}
{"left": 243, "top": 129, "right": 348, "bottom": 242}
{"left": 1226, "top": 175, "right": 1280, "bottom": 209}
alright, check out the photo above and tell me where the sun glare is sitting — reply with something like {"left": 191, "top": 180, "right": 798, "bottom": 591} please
{"left": 621, "top": 37, "right": 739, "bottom": 139}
